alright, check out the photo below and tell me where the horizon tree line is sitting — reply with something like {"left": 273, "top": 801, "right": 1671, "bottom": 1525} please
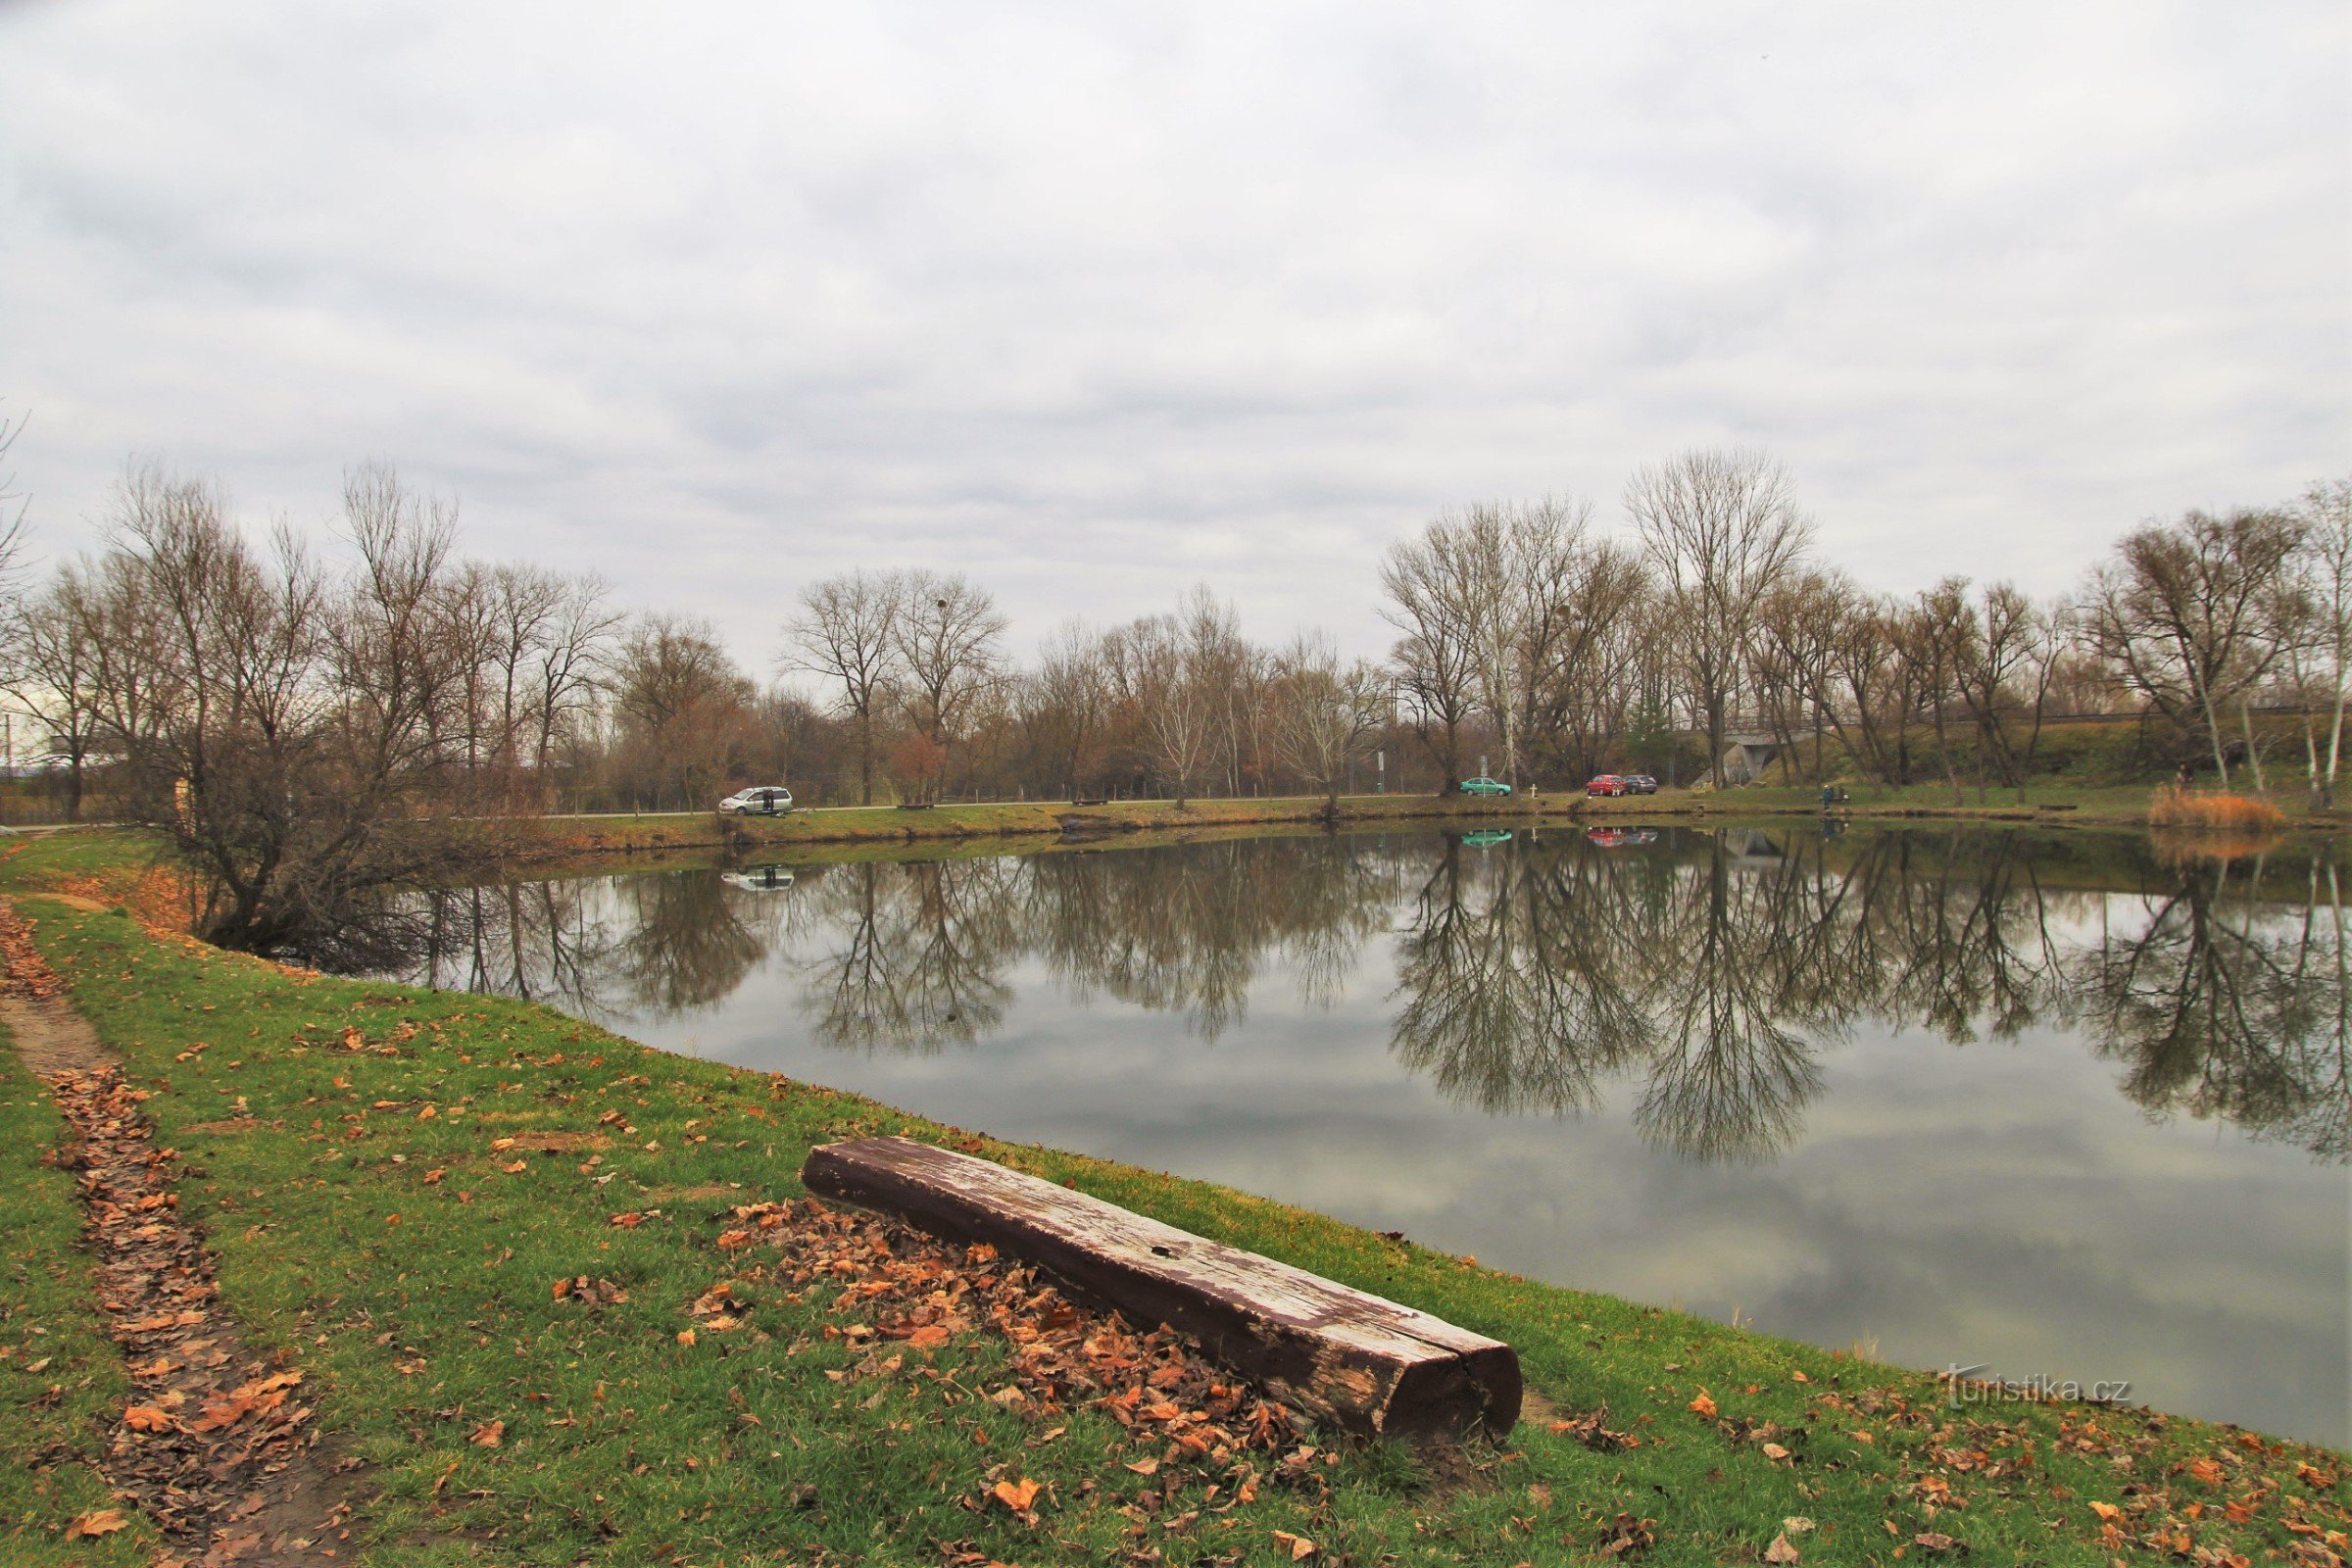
{"left": 0, "top": 436, "right": 2343, "bottom": 952}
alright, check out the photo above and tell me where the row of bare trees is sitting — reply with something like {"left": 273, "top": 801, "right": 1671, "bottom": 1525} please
{"left": 1382, "top": 451, "right": 2352, "bottom": 799}
{"left": 1, "top": 444, "right": 2346, "bottom": 951}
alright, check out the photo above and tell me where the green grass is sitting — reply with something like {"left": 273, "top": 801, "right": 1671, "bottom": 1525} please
{"left": 0, "top": 895, "right": 2342, "bottom": 1566}
{"left": 0, "top": 1025, "right": 158, "bottom": 1566}
{"left": 1672, "top": 778, "right": 2168, "bottom": 821}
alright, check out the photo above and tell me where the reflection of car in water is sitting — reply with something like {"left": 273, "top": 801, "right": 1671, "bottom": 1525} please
{"left": 719, "top": 785, "right": 794, "bottom": 815}
{"left": 1586, "top": 827, "right": 1658, "bottom": 848}
{"left": 720, "top": 865, "right": 797, "bottom": 892}
{"left": 1459, "top": 829, "right": 1515, "bottom": 849}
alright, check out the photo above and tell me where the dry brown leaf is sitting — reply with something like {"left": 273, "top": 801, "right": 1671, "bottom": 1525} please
{"left": 991, "top": 1477, "right": 1041, "bottom": 1512}
{"left": 1688, "top": 1389, "right": 1719, "bottom": 1420}
{"left": 1764, "top": 1532, "right": 1801, "bottom": 1564}
{"left": 67, "top": 1507, "right": 129, "bottom": 1539}
{"left": 470, "top": 1419, "right": 505, "bottom": 1447}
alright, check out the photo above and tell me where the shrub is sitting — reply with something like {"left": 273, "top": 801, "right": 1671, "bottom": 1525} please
{"left": 2147, "top": 785, "right": 2287, "bottom": 831}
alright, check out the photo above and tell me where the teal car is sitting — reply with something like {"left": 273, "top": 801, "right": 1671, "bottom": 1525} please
{"left": 1459, "top": 776, "right": 1513, "bottom": 797}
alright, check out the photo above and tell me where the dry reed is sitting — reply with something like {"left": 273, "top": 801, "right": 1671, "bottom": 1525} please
{"left": 2147, "top": 784, "right": 2287, "bottom": 832}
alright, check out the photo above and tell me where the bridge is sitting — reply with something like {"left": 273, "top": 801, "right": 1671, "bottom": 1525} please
{"left": 1720, "top": 732, "right": 1782, "bottom": 783}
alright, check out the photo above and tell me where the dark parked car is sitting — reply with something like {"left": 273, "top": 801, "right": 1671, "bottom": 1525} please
{"left": 1623, "top": 773, "right": 1658, "bottom": 795}
{"left": 1585, "top": 773, "right": 1629, "bottom": 798}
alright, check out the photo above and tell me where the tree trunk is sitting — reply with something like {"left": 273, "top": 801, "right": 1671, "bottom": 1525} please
{"left": 2239, "top": 700, "right": 2268, "bottom": 794}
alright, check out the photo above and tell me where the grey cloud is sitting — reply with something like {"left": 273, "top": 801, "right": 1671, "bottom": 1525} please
{"left": 1, "top": 1, "right": 2344, "bottom": 665}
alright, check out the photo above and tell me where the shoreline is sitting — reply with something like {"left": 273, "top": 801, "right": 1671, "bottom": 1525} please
{"left": 508, "top": 783, "right": 2346, "bottom": 864}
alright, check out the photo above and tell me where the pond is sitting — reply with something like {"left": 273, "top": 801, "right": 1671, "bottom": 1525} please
{"left": 368, "top": 823, "right": 2352, "bottom": 1447}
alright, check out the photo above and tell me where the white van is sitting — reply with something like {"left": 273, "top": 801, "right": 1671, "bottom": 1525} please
{"left": 718, "top": 785, "right": 794, "bottom": 816}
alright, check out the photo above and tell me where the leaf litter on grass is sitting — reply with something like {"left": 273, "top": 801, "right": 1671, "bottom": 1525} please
{"left": 3, "top": 901, "right": 350, "bottom": 1565}
{"left": 708, "top": 1195, "right": 1350, "bottom": 1559}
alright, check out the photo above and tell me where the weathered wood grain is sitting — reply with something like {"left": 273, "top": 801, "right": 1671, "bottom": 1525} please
{"left": 801, "top": 1135, "right": 1521, "bottom": 1441}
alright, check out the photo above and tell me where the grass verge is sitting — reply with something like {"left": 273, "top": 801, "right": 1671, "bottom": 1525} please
{"left": 0, "top": 894, "right": 2341, "bottom": 1565}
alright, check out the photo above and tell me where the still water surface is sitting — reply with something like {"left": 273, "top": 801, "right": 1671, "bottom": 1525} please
{"left": 377, "top": 824, "right": 2351, "bottom": 1446}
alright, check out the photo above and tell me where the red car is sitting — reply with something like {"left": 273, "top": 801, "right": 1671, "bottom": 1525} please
{"left": 1585, "top": 773, "right": 1630, "bottom": 798}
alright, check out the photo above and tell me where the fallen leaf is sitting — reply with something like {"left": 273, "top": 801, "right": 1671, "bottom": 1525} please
{"left": 1125, "top": 1458, "right": 1160, "bottom": 1476}
{"left": 470, "top": 1419, "right": 505, "bottom": 1447}
{"left": 992, "top": 1477, "right": 1041, "bottom": 1512}
{"left": 68, "top": 1508, "right": 129, "bottom": 1539}
{"left": 1762, "top": 1442, "right": 1791, "bottom": 1461}
{"left": 1764, "top": 1533, "right": 1801, "bottom": 1564}
{"left": 123, "top": 1404, "right": 174, "bottom": 1432}
{"left": 2088, "top": 1501, "right": 2121, "bottom": 1523}
{"left": 1272, "top": 1531, "right": 1318, "bottom": 1561}
{"left": 906, "top": 1324, "right": 951, "bottom": 1351}
{"left": 1914, "top": 1532, "right": 1957, "bottom": 1553}
{"left": 1688, "top": 1389, "right": 1718, "bottom": 1420}
{"left": 676, "top": 1329, "right": 697, "bottom": 1347}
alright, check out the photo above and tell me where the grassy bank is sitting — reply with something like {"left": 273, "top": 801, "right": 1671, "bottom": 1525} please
{"left": 516, "top": 780, "right": 2350, "bottom": 863}
{"left": 516, "top": 794, "right": 1581, "bottom": 860}
{"left": 0, "top": 878, "right": 2342, "bottom": 1564}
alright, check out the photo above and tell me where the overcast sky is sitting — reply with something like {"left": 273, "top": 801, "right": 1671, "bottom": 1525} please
{"left": 2, "top": 2, "right": 2344, "bottom": 666}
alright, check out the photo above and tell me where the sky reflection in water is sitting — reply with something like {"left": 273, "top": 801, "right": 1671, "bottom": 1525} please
{"left": 379, "top": 825, "right": 2352, "bottom": 1446}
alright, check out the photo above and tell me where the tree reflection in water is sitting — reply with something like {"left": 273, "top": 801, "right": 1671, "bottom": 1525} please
{"left": 798, "top": 860, "right": 1017, "bottom": 1054}
{"left": 1024, "top": 840, "right": 1398, "bottom": 1041}
{"left": 2077, "top": 851, "right": 2351, "bottom": 1162}
{"left": 362, "top": 826, "right": 2349, "bottom": 1164}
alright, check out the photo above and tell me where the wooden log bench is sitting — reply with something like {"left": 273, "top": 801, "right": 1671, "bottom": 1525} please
{"left": 801, "top": 1136, "right": 1521, "bottom": 1441}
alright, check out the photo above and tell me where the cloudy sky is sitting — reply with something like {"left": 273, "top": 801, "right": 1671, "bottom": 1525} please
{"left": 2, "top": 2, "right": 2344, "bottom": 665}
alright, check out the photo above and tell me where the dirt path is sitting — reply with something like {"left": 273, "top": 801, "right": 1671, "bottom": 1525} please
{"left": 0, "top": 900, "right": 353, "bottom": 1566}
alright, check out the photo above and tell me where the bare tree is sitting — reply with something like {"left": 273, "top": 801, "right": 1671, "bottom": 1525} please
{"left": 1380, "top": 519, "right": 1481, "bottom": 791}
{"left": 1118, "top": 612, "right": 1214, "bottom": 807}
{"left": 1754, "top": 569, "right": 1851, "bottom": 784}
{"left": 90, "top": 461, "right": 500, "bottom": 957}
{"left": 2081, "top": 508, "right": 2305, "bottom": 786}
{"left": 610, "top": 612, "right": 755, "bottom": 809}
{"left": 2293, "top": 477, "right": 2352, "bottom": 806}
{"left": 530, "top": 571, "right": 621, "bottom": 785}
{"left": 892, "top": 569, "right": 1007, "bottom": 800}
{"left": 786, "top": 568, "right": 904, "bottom": 805}
{"left": 2, "top": 567, "right": 106, "bottom": 818}
{"left": 1270, "top": 631, "right": 1386, "bottom": 809}
{"left": 1953, "top": 582, "right": 2066, "bottom": 795}
{"left": 1626, "top": 449, "right": 1814, "bottom": 785}
{"left": 0, "top": 402, "right": 30, "bottom": 614}
{"left": 1015, "top": 619, "right": 1107, "bottom": 800}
